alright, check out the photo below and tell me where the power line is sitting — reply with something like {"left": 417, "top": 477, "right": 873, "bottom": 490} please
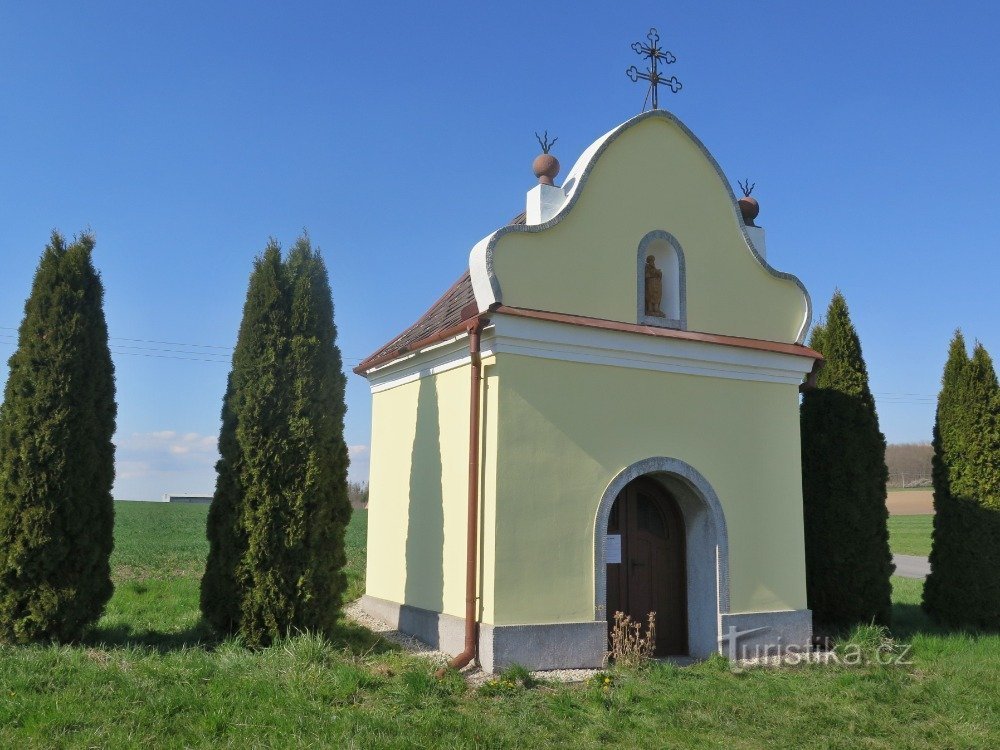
{"left": 0, "top": 340, "right": 228, "bottom": 364}
{"left": 0, "top": 339, "right": 954, "bottom": 384}
{"left": 0, "top": 325, "right": 233, "bottom": 351}
{"left": 873, "top": 392, "right": 937, "bottom": 405}
{"left": 105, "top": 343, "right": 231, "bottom": 359}
{"left": 110, "top": 351, "right": 230, "bottom": 364}
{"left": 0, "top": 325, "right": 362, "bottom": 362}
{"left": 0, "top": 336, "right": 362, "bottom": 366}
{"left": 0, "top": 332, "right": 962, "bottom": 377}
{"left": 109, "top": 335, "right": 232, "bottom": 350}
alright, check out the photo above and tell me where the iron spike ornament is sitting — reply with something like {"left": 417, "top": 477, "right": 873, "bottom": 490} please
{"left": 626, "top": 27, "right": 682, "bottom": 111}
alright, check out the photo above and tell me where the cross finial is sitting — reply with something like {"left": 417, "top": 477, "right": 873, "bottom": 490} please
{"left": 626, "top": 27, "right": 682, "bottom": 111}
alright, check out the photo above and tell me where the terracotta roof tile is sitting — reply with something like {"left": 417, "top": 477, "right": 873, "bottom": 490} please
{"left": 354, "top": 271, "right": 477, "bottom": 373}
{"left": 355, "top": 212, "right": 527, "bottom": 374}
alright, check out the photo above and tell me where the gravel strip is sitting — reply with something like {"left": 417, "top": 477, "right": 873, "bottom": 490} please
{"left": 343, "top": 600, "right": 449, "bottom": 667}
{"left": 344, "top": 600, "right": 601, "bottom": 685}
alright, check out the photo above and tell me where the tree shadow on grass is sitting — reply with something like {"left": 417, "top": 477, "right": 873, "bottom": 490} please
{"left": 891, "top": 603, "right": 955, "bottom": 640}
{"left": 816, "top": 578, "right": 993, "bottom": 646}
{"left": 890, "top": 578, "right": 996, "bottom": 642}
{"left": 328, "top": 618, "right": 401, "bottom": 657}
{"left": 82, "top": 614, "right": 400, "bottom": 657}
{"left": 83, "top": 620, "right": 220, "bottom": 653}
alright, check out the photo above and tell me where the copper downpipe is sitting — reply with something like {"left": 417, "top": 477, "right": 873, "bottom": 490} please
{"left": 437, "top": 319, "right": 484, "bottom": 676}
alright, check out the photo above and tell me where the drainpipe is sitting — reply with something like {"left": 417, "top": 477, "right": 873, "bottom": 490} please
{"left": 437, "top": 318, "right": 485, "bottom": 676}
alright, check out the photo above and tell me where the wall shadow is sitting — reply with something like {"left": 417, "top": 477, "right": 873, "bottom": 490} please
{"left": 401, "top": 374, "right": 445, "bottom": 639}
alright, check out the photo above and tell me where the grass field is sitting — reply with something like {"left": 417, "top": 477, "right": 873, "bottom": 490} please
{"left": 887, "top": 514, "right": 934, "bottom": 557}
{"left": 0, "top": 503, "right": 997, "bottom": 748}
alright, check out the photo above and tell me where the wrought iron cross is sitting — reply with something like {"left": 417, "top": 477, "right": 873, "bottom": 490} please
{"left": 626, "top": 27, "right": 682, "bottom": 111}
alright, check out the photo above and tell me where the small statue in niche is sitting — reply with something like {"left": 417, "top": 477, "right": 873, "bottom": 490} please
{"left": 644, "top": 255, "right": 665, "bottom": 317}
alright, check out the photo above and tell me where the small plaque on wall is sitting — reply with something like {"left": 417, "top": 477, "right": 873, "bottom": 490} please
{"left": 606, "top": 534, "right": 622, "bottom": 564}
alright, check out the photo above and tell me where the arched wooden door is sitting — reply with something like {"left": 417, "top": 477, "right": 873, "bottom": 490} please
{"left": 606, "top": 477, "right": 687, "bottom": 655}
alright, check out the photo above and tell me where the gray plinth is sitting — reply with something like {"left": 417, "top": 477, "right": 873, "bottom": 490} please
{"left": 719, "top": 609, "right": 813, "bottom": 660}
{"left": 479, "top": 621, "right": 607, "bottom": 673}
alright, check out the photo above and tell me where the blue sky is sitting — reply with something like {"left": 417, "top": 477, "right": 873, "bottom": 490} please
{"left": 2, "top": 2, "right": 998, "bottom": 499}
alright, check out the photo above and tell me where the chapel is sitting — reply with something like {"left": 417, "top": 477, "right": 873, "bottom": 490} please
{"left": 354, "top": 108, "right": 821, "bottom": 671}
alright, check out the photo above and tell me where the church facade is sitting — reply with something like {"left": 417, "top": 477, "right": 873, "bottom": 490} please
{"left": 355, "top": 110, "right": 821, "bottom": 671}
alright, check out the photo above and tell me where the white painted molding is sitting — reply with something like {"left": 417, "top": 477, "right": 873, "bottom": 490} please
{"left": 367, "top": 333, "right": 474, "bottom": 393}
{"left": 366, "top": 312, "right": 813, "bottom": 393}
{"left": 469, "top": 231, "right": 499, "bottom": 311}
{"left": 745, "top": 226, "right": 766, "bottom": 260}
{"left": 489, "top": 314, "right": 813, "bottom": 386}
{"left": 525, "top": 183, "right": 567, "bottom": 225}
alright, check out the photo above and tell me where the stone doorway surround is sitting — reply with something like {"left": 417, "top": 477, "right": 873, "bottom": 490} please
{"left": 595, "top": 457, "right": 730, "bottom": 658}
{"left": 595, "top": 457, "right": 812, "bottom": 662}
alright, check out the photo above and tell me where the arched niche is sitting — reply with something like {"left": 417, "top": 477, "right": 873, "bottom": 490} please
{"left": 637, "top": 230, "right": 686, "bottom": 328}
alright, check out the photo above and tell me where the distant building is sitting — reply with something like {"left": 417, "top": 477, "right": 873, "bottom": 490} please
{"left": 163, "top": 494, "right": 212, "bottom": 504}
{"left": 354, "top": 110, "right": 821, "bottom": 671}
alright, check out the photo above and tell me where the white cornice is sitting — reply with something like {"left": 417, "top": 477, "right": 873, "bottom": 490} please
{"left": 365, "top": 314, "right": 812, "bottom": 394}
{"left": 366, "top": 333, "right": 476, "bottom": 394}
{"left": 488, "top": 314, "right": 813, "bottom": 386}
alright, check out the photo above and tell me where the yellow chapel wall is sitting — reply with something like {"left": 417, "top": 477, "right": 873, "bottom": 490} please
{"left": 365, "top": 357, "right": 498, "bottom": 622}
{"left": 489, "top": 352, "right": 808, "bottom": 626}
{"left": 489, "top": 115, "right": 809, "bottom": 344}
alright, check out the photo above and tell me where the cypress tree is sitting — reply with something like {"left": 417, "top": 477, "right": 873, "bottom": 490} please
{"left": 199, "top": 368, "right": 245, "bottom": 634}
{"left": 800, "top": 291, "right": 894, "bottom": 629}
{"left": 966, "top": 344, "right": 1000, "bottom": 510}
{"left": 924, "top": 335, "right": 1000, "bottom": 627}
{"left": 202, "top": 240, "right": 289, "bottom": 638}
{"left": 281, "top": 235, "right": 351, "bottom": 633}
{"left": 201, "top": 235, "right": 350, "bottom": 644}
{"left": 0, "top": 231, "right": 116, "bottom": 643}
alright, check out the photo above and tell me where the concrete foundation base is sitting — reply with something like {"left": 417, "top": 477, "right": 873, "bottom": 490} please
{"left": 719, "top": 609, "right": 813, "bottom": 660}
{"left": 359, "top": 595, "right": 466, "bottom": 654}
{"left": 479, "top": 621, "right": 607, "bottom": 672}
{"left": 359, "top": 596, "right": 606, "bottom": 672}
{"left": 360, "top": 596, "right": 812, "bottom": 672}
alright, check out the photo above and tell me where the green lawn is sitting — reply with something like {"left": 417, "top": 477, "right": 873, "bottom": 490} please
{"left": 0, "top": 502, "right": 997, "bottom": 748}
{"left": 887, "top": 514, "right": 934, "bottom": 557}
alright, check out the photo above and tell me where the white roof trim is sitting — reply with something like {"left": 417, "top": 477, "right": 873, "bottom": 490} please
{"left": 490, "top": 314, "right": 813, "bottom": 386}
{"left": 367, "top": 313, "right": 812, "bottom": 394}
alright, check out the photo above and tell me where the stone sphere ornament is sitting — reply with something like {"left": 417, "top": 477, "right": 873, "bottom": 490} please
{"left": 738, "top": 195, "right": 759, "bottom": 226}
{"left": 737, "top": 179, "right": 759, "bottom": 227}
{"left": 533, "top": 130, "right": 560, "bottom": 185}
{"left": 532, "top": 153, "right": 560, "bottom": 186}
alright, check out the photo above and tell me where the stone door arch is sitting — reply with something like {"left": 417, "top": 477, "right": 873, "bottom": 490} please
{"left": 595, "top": 457, "right": 730, "bottom": 658}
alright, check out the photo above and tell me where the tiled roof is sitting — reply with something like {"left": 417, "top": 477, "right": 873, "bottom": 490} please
{"left": 354, "top": 212, "right": 527, "bottom": 374}
{"left": 354, "top": 271, "right": 478, "bottom": 373}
